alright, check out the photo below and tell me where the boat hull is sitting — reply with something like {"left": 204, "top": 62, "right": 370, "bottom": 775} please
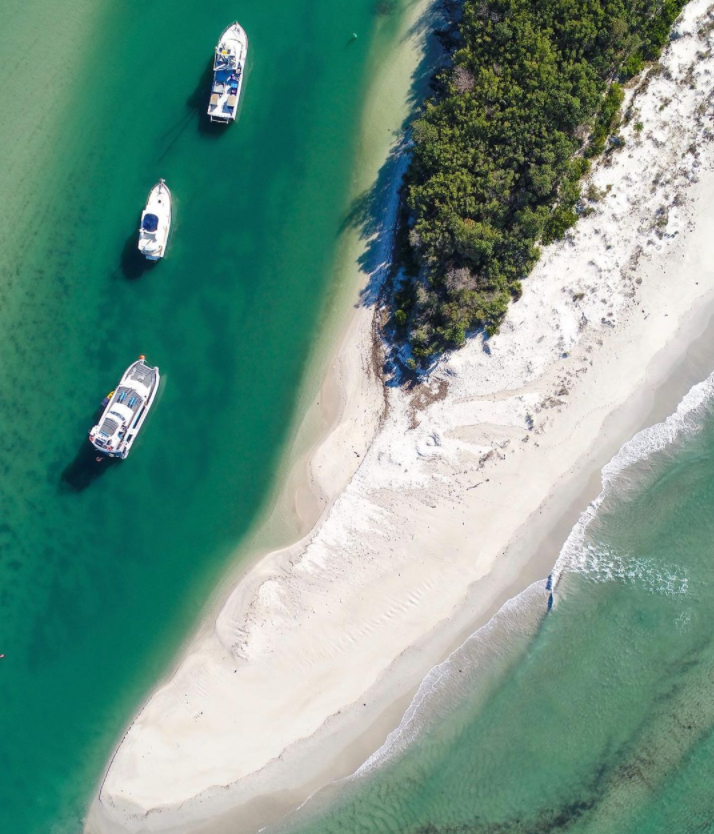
{"left": 138, "top": 180, "right": 172, "bottom": 261}
{"left": 208, "top": 22, "right": 248, "bottom": 124}
{"left": 89, "top": 359, "right": 160, "bottom": 459}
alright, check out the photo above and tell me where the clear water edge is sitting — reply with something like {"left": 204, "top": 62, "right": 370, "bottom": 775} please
{"left": 271, "top": 343, "right": 714, "bottom": 834}
{"left": 237, "top": 285, "right": 714, "bottom": 834}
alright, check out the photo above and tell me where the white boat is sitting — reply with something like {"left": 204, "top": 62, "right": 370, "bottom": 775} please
{"left": 89, "top": 357, "right": 160, "bottom": 459}
{"left": 207, "top": 22, "right": 248, "bottom": 124}
{"left": 138, "top": 180, "right": 171, "bottom": 261}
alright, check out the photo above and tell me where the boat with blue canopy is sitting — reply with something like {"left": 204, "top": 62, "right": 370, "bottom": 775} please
{"left": 138, "top": 179, "right": 171, "bottom": 261}
{"left": 208, "top": 22, "right": 248, "bottom": 124}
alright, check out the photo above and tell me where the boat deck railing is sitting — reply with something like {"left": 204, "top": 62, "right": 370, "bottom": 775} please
{"left": 128, "top": 364, "right": 156, "bottom": 388}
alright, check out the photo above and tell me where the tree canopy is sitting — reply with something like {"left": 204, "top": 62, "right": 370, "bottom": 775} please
{"left": 395, "top": 0, "right": 688, "bottom": 362}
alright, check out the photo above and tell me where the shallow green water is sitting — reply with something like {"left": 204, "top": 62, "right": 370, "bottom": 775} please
{"left": 0, "top": 1, "right": 404, "bottom": 831}
{"left": 278, "top": 380, "right": 714, "bottom": 834}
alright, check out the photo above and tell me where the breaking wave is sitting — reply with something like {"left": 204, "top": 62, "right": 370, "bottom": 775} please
{"left": 551, "top": 370, "right": 714, "bottom": 590}
{"left": 352, "top": 581, "right": 546, "bottom": 776}
{"left": 279, "top": 372, "right": 714, "bottom": 833}
{"left": 350, "top": 370, "right": 714, "bottom": 778}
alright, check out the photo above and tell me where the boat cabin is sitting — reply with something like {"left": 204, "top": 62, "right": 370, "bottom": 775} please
{"left": 142, "top": 213, "right": 159, "bottom": 233}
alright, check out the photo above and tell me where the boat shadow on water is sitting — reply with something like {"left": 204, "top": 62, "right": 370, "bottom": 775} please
{"left": 153, "top": 57, "right": 233, "bottom": 162}
{"left": 117, "top": 231, "right": 159, "bottom": 281}
{"left": 60, "top": 401, "right": 120, "bottom": 492}
{"left": 60, "top": 442, "right": 120, "bottom": 493}
{"left": 187, "top": 58, "right": 228, "bottom": 138}
{"left": 156, "top": 58, "right": 224, "bottom": 163}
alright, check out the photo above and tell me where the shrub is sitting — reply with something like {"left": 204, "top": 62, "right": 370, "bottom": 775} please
{"left": 394, "top": 0, "right": 689, "bottom": 362}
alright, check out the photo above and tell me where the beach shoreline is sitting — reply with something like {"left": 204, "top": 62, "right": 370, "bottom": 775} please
{"left": 87, "top": 2, "right": 714, "bottom": 833}
{"left": 84, "top": 2, "right": 438, "bottom": 832}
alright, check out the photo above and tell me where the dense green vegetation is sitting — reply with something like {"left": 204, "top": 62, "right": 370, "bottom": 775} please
{"left": 394, "top": 0, "right": 688, "bottom": 363}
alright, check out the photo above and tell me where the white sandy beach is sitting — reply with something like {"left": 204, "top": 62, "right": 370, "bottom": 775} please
{"left": 87, "top": 2, "right": 714, "bottom": 832}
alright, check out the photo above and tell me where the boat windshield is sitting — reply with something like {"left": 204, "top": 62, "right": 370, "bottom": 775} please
{"left": 142, "top": 213, "right": 159, "bottom": 232}
{"left": 214, "top": 51, "right": 236, "bottom": 71}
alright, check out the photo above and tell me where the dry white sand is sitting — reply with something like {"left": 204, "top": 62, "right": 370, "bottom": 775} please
{"left": 87, "top": 2, "right": 714, "bottom": 832}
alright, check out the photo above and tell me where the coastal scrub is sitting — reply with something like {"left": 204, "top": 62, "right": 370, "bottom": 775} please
{"left": 395, "top": 0, "right": 688, "bottom": 362}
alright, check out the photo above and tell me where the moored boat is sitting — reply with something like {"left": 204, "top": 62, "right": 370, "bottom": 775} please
{"left": 207, "top": 22, "right": 248, "bottom": 124}
{"left": 89, "top": 357, "right": 160, "bottom": 459}
{"left": 138, "top": 180, "right": 172, "bottom": 261}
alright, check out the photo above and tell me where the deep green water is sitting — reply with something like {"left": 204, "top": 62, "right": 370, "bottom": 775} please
{"left": 0, "top": 1, "right": 405, "bottom": 831}
{"left": 277, "top": 378, "right": 714, "bottom": 834}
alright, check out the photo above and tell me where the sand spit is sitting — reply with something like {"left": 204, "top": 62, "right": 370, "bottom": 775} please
{"left": 89, "top": 2, "right": 714, "bottom": 832}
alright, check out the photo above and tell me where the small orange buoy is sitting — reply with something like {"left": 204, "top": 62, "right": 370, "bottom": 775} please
{"left": 139, "top": 354, "right": 146, "bottom": 360}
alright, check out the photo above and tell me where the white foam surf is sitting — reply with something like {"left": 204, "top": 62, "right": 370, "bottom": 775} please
{"left": 551, "top": 370, "right": 714, "bottom": 591}
{"left": 347, "top": 370, "right": 714, "bottom": 781}
{"left": 351, "top": 581, "right": 547, "bottom": 777}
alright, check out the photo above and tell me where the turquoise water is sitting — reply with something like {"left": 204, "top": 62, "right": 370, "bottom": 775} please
{"left": 0, "top": 1, "right": 406, "bottom": 832}
{"left": 9, "top": 2, "right": 714, "bottom": 833}
{"left": 277, "top": 377, "right": 714, "bottom": 834}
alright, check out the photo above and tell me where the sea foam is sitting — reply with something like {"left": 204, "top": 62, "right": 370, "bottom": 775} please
{"left": 551, "top": 371, "right": 714, "bottom": 592}
{"left": 351, "top": 581, "right": 546, "bottom": 776}
{"left": 345, "top": 371, "right": 714, "bottom": 779}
